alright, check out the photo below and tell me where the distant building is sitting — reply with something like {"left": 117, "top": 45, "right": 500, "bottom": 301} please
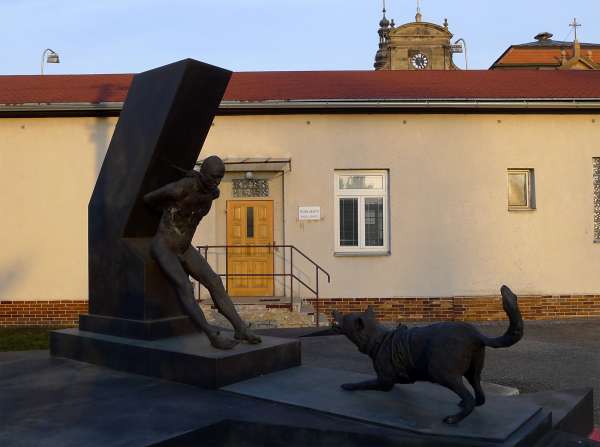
{"left": 374, "top": 4, "right": 460, "bottom": 71}
{"left": 492, "top": 27, "right": 600, "bottom": 70}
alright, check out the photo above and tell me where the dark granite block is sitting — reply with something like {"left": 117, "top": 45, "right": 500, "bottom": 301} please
{"left": 223, "top": 366, "right": 551, "bottom": 446}
{"left": 50, "top": 329, "right": 300, "bottom": 389}
{"left": 88, "top": 59, "right": 231, "bottom": 323}
{"left": 513, "top": 388, "right": 594, "bottom": 437}
{"left": 79, "top": 314, "right": 195, "bottom": 340}
{"left": 149, "top": 420, "right": 438, "bottom": 447}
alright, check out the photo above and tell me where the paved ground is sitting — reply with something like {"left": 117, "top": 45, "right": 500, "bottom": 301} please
{"left": 296, "top": 320, "right": 600, "bottom": 424}
{"left": 1, "top": 320, "right": 598, "bottom": 446}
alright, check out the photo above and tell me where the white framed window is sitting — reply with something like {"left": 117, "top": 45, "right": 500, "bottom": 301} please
{"left": 507, "top": 168, "right": 535, "bottom": 211}
{"left": 334, "top": 170, "right": 389, "bottom": 254}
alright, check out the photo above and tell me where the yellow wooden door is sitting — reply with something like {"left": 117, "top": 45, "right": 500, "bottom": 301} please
{"left": 226, "top": 200, "right": 274, "bottom": 296}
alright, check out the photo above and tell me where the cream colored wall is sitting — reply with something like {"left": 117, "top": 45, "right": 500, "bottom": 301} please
{"left": 2, "top": 112, "right": 600, "bottom": 301}
{"left": 0, "top": 116, "right": 116, "bottom": 300}
{"left": 199, "top": 113, "right": 600, "bottom": 298}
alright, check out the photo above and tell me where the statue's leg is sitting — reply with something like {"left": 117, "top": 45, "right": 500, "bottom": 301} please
{"left": 150, "top": 238, "right": 239, "bottom": 350}
{"left": 182, "top": 246, "right": 262, "bottom": 344}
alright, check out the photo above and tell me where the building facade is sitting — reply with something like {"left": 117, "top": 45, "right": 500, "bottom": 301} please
{"left": 3, "top": 70, "right": 600, "bottom": 326}
{"left": 374, "top": 7, "right": 459, "bottom": 70}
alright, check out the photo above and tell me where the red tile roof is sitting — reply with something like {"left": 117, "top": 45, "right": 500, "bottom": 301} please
{"left": 494, "top": 47, "right": 600, "bottom": 67}
{"left": 2, "top": 70, "right": 600, "bottom": 106}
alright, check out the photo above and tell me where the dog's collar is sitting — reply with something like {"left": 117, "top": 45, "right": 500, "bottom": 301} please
{"left": 366, "top": 330, "right": 392, "bottom": 359}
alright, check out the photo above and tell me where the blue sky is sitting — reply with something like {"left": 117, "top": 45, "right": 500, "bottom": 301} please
{"left": 3, "top": 0, "right": 600, "bottom": 75}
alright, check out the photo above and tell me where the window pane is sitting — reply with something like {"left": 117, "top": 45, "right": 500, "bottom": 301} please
{"left": 339, "top": 175, "right": 384, "bottom": 190}
{"left": 339, "top": 198, "right": 358, "bottom": 246}
{"left": 246, "top": 207, "right": 254, "bottom": 238}
{"left": 508, "top": 173, "right": 528, "bottom": 207}
{"left": 364, "top": 197, "right": 384, "bottom": 246}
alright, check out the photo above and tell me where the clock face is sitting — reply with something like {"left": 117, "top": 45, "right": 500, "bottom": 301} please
{"left": 411, "top": 52, "right": 429, "bottom": 69}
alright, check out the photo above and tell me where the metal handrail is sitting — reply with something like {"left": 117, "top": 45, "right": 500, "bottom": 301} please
{"left": 196, "top": 244, "right": 331, "bottom": 326}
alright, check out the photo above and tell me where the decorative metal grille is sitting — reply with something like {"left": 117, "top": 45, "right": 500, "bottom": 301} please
{"left": 232, "top": 178, "right": 269, "bottom": 198}
{"left": 594, "top": 158, "right": 600, "bottom": 242}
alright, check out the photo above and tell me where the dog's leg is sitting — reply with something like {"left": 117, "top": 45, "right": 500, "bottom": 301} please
{"left": 438, "top": 377, "right": 476, "bottom": 424}
{"left": 341, "top": 379, "right": 394, "bottom": 392}
{"left": 465, "top": 349, "right": 486, "bottom": 407}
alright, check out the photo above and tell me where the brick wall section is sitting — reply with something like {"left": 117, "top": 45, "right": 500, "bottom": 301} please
{"left": 307, "top": 295, "right": 600, "bottom": 323}
{"left": 2, "top": 295, "right": 600, "bottom": 327}
{"left": 0, "top": 300, "right": 87, "bottom": 327}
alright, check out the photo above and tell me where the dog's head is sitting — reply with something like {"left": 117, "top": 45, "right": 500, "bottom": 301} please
{"left": 331, "top": 306, "right": 380, "bottom": 354}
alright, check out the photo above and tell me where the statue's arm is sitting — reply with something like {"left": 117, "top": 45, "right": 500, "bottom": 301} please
{"left": 144, "top": 181, "right": 186, "bottom": 211}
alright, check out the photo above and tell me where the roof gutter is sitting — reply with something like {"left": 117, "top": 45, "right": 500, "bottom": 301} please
{"left": 0, "top": 102, "right": 123, "bottom": 113}
{"left": 2, "top": 98, "right": 600, "bottom": 114}
{"left": 220, "top": 99, "right": 600, "bottom": 110}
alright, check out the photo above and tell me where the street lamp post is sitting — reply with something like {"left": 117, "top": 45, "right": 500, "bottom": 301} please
{"left": 454, "top": 38, "right": 468, "bottom": 70}
{"left": 41, "top": 49, "right": 60, "bottom": 75}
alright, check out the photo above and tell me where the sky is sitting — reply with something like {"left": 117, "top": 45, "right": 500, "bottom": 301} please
{"left": 2, "top": 0, "right": 600, "bottom": 75}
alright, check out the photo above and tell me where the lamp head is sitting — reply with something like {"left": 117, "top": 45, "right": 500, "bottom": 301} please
{"left": 46, "top": 51, "right": 60, "bottom": 64}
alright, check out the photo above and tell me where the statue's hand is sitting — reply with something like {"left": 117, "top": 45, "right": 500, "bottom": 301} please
{"left": 235, "top": 326, "right": 262, "bottom": 344}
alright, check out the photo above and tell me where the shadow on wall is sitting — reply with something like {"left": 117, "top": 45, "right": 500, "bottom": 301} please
{"left": 0, "top": 259, "right": 28, "bottom": 298}
{"left": 86, "top": 84, "right": 116, "bottom": 278}
{"left": 89, "top": 116, "right": 113, "bottom": 177}
{"left": 89, "top": 82, "right": 119, "bottom": 176}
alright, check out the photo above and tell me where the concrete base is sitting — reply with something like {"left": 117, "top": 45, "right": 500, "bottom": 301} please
{"left": 50, "top": 328, "right": 300, "bottom": 388}
{"left": 223, "top": 366, "right": 589, "bottom": 446}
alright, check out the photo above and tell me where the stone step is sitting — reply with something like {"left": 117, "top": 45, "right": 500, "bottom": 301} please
{"left": 200, "top": 303, "right": 316, "bottom": 329}
{"left": 230, "top": 296, "right": 291, "bottom": 306}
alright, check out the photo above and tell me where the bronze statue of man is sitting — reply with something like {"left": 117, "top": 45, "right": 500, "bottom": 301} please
{"left": 144, "top": 155, "right": 261, "bottom": 349}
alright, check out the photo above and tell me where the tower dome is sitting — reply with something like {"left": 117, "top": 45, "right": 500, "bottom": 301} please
{"left": 374, "top": 3, "right": 393, "bottom": 70}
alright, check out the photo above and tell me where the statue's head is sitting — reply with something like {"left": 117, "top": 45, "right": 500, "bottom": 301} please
{"left": 200, "top": 156, "right": 225, "bottom": 187}
{"left": 331, "top": 306, "right": 380, "bottom": 354}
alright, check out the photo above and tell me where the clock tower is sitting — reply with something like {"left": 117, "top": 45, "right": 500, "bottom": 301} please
{"left": 374, "top": 4, "right": 459, "bottom": 71}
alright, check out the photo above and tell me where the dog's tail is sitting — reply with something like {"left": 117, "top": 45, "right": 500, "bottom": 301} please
{"left": 480, "top": 285, "right": 524, "bottom": 348}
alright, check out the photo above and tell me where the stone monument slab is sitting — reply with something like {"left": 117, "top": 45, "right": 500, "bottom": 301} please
{"left": 86, "top": 58, "right": 230, "bottom": 338}
{"left": 51, "top": 328, "right": 300, "bottom": 388}
{"left": 223, "top": 366, "right": 548, "bottom": 445}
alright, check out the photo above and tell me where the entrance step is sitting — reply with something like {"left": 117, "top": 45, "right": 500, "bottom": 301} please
{"left": 230, "top": 296, "right": 290, "bottom": 306}
{"left": 200, "top": 302, "right": 315, "bottom": 329}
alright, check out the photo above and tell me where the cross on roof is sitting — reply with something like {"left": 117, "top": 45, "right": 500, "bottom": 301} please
{"left": 570, "top": 17, "right": 582, "bottom": 41}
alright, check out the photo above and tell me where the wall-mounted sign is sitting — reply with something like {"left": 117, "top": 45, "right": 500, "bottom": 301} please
{"left": 298, "top": 206, "right": 321, "bottom": 221}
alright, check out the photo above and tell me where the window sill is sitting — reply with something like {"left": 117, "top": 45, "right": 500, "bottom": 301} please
{"left": 334, "top": 251, "right": 391, "bottom": 257}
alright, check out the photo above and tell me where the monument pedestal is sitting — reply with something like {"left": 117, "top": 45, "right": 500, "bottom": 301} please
{"left": 223, "top": 366, "right": 594, "bottom": 447}
{"left": 50, "top": 329, "right": 301, "bottom": 389}
{"left": 79, "top": 314, "right": 196, "bottom": 340}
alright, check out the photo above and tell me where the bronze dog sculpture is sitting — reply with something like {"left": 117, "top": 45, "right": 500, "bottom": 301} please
{"left": 331, "top": 285, "right": 523, "bottom": 424}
